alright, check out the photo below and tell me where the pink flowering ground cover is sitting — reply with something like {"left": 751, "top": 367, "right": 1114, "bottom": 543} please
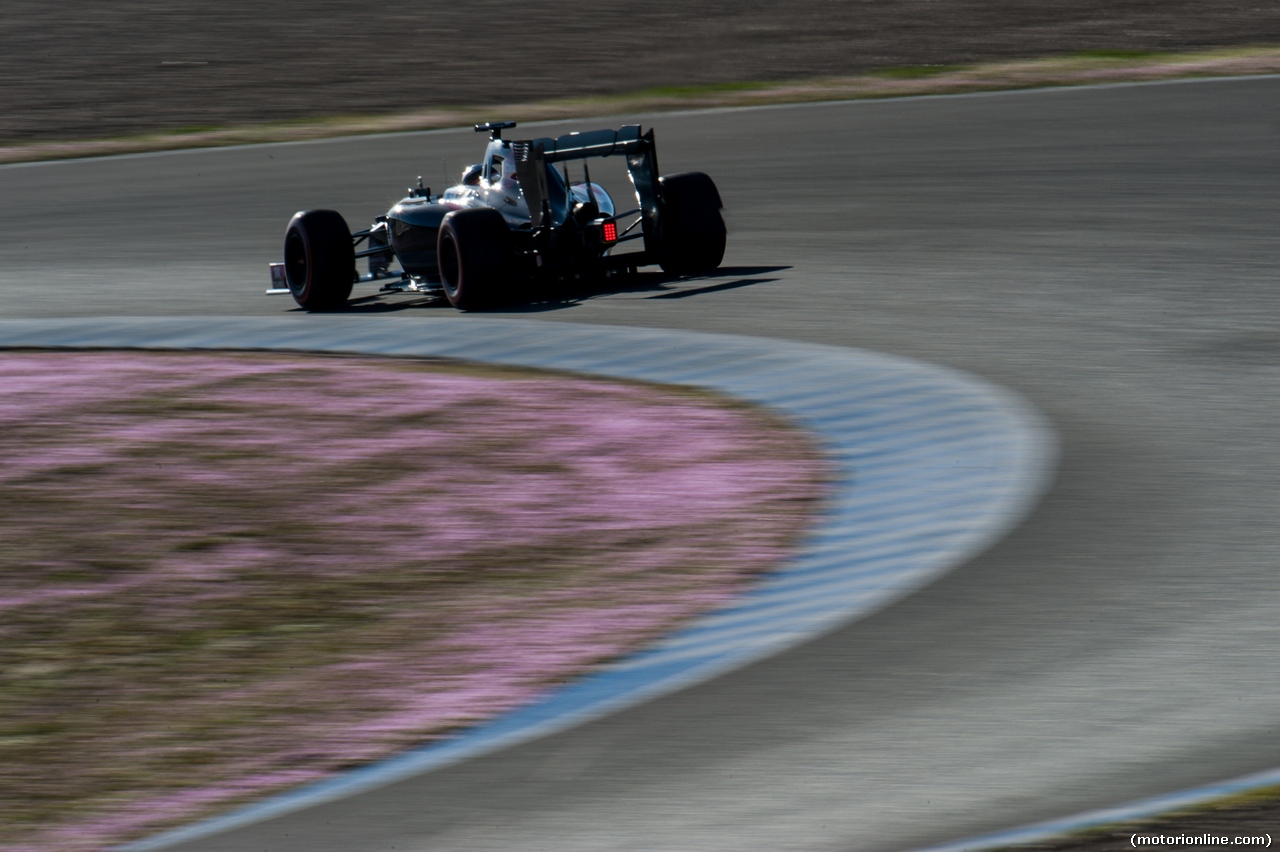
{"left": 0, "top": 350, "right": 827, "bottom": 851}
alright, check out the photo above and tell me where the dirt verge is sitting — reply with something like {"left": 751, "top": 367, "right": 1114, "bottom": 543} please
{"left": 4, "top": 45, "right": 1279, "bottom": 166}
{"left": 4, "top": 1, "right": 1280, "bottom": 160}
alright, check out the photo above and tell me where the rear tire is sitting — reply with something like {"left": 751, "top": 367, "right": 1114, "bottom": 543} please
{"left": 437, "top": 208, "right": 514, "bottom": 310}
{"left": 657, "top": 172, "right": 726, "bottom": 276}
{"left": 283, "top": 210, "right": 355, "bottom": 311}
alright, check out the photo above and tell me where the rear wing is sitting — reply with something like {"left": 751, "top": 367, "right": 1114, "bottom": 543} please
{"left": 524, "top": 125, "right": 649, "bottom": 162}
{"left": 512, "top": 125, "right": 661, "bottom": 242}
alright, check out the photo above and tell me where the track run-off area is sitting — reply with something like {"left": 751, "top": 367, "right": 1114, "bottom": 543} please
{"left": 3, "top": 76, "right": 1280, "bottom": 849}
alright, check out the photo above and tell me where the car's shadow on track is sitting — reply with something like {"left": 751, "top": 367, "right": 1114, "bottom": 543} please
{"left": 494, "top": 265, "right": 791, "bottom": 314}
{"left": 285, "top": 266, "right": 790, "bottom": 315}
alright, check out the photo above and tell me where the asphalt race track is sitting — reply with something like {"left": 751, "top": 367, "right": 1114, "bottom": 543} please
{"left": 4, "top": 76, "right": 1280, "bottom": 850}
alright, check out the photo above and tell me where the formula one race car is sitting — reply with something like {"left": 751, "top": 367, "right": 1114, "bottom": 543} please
{"left": 270, "top": 122, "right": 727, "bottom": 310}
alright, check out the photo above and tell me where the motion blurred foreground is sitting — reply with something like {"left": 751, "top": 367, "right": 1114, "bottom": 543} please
{"left": 0, "top": 351, "right": 826, "bottom": 850}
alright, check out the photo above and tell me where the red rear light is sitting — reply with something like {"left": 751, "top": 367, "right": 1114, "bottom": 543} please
{"left": 602, "top": 220, "right": 617, "bottom": 243}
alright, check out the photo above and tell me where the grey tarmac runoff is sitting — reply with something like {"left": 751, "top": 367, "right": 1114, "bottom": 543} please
{"left": 3, "top": 76, "right": 1280, "bottom": 850}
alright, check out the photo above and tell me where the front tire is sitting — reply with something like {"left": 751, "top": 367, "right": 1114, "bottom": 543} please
{"left": 437, "top": 208, "right": 514, "bottom": 310}
{"left": 657, "top": 172, "right": 726, "bottom": 276}
{"left": 283, "top": 210, "right": 355, "bottom": 311}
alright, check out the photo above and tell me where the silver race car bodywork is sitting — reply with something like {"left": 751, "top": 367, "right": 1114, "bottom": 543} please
{"left": 271, "top": 122, "right": 726, "bottom": 310}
